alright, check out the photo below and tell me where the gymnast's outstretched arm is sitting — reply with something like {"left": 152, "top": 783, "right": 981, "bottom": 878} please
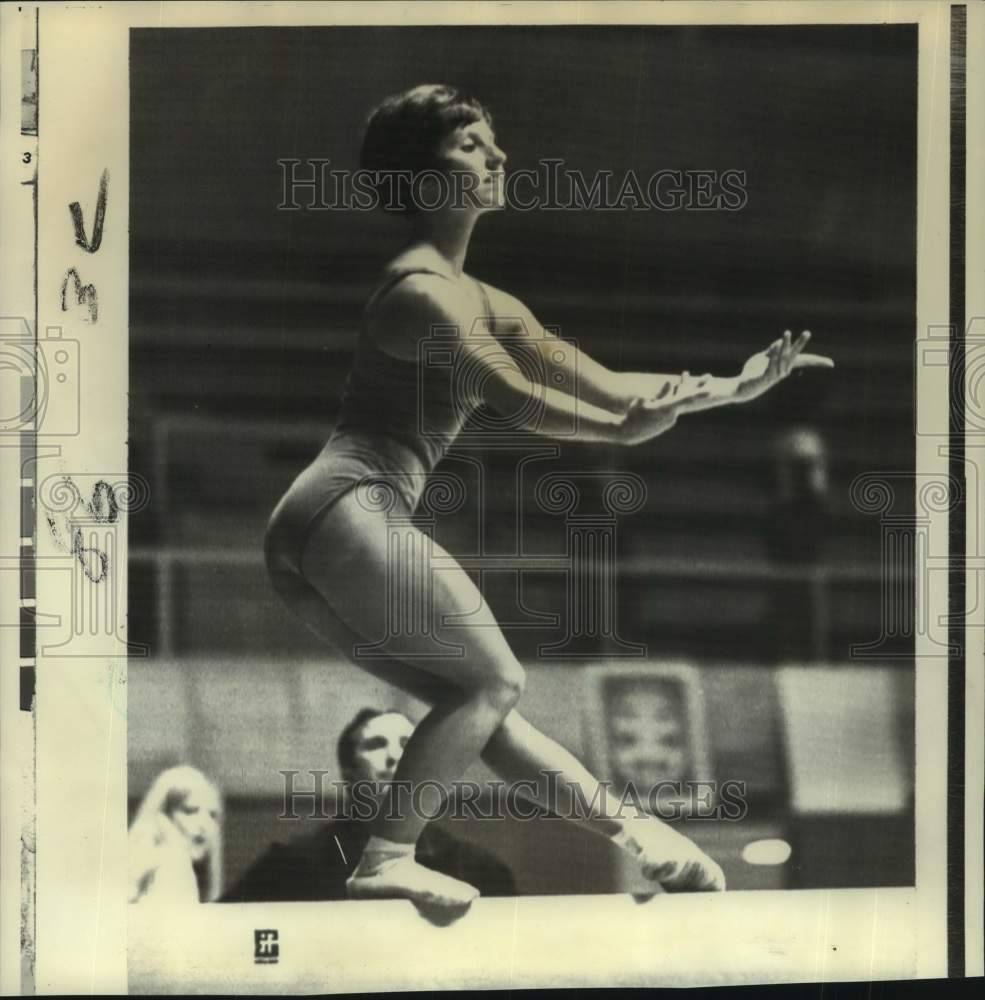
{"left": 674, "top": 329, "right": 835, "bottom": 414}
{"left": 399, "top": 275, "right": 710, "bottom": 445}
{"left": 478, "top": 281, "right": 681, "bottom": 412}
{"left": 479, "top": 283, "right": 833, "bottom": 417}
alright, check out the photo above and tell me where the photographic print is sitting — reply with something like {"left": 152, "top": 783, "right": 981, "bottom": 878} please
{"left": 0, "top": 1, "right": 981, "bottom": 994}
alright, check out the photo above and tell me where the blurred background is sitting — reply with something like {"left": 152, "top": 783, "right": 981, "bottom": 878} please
{"left": 128, "top": 24, "right": 917, "bottom": 895}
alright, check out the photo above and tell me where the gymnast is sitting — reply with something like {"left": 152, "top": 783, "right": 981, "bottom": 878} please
{"left": 265, "top": 84, "right": 833, "bottom": 912}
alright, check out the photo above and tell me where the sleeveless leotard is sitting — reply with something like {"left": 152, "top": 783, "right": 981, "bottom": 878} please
{"left": 265, "top": 268, "right": 490, "bottom": 580}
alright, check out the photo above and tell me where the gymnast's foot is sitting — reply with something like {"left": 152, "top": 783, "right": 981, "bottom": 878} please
{"left": 346, "top": 851, "right": 480, "bottom": 910}
{"left": 613, "top": 816, "right": 726, "bottom": 892}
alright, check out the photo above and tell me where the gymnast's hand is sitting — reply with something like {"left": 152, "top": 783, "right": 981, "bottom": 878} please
{"left": 734, "top": 330, "right": 834, "bottom": 403}
{"left": 619, "top": 375, "right": 712, "bottom": 445}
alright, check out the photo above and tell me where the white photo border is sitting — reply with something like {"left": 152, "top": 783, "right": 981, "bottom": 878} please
{"left": 0, "top": 0, "right": 980, "bottom": 992}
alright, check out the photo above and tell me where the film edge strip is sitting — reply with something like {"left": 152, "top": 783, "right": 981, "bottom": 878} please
{"left": 947, "top": 1, "right": 967, "bottom": 981}
{"left": 19, "top": 5, "right": 39, "bottom": 996}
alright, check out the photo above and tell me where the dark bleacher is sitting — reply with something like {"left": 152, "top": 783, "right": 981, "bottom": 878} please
{"left": 128, "top": 268, "right": 914, "bottom": 668}
{"left": 128, "top": 23, "right": 916, "bottom": 668}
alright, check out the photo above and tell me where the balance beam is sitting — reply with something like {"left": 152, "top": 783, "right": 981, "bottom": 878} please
{"left": 128, "top": 888, "right": 919, "bottom": 993}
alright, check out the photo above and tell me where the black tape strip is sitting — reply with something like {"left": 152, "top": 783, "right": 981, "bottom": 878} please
{"left": 947, "top": 2, "right": 967, "bottom": 980}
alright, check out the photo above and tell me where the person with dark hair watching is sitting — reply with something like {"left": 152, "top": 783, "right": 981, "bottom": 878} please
{"left": 220, "top": 708, "right": 516, "bottom": 902}
{"left": 765, "top": 427, "right": 832, "bottom": 663}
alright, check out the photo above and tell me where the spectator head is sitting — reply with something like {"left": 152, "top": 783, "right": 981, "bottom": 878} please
{"left": 337, "top": 708, "right": 414, "bottom": 784}
{"left": 130, "top": 765, "right": 223, "bottom": 902}
{"left": 773, "top": 427, "right": 829, "bottom": 499}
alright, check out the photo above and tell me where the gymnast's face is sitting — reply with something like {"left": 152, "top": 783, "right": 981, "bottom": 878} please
{"left": 349, "top": 712, "right": 414, "bottom": 784}
{"left": 169, "top": 787, "right": 220, "bottom": 863}
{"left": 434, "top": 117, "right": 507, "bottom": 212}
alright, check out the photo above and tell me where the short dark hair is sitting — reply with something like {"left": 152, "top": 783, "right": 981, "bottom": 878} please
{"left": 336, "top": 707, "right": 407, "bottom": 777}
{"left": 359, "top": 84, "right": 493, "bottom": 214}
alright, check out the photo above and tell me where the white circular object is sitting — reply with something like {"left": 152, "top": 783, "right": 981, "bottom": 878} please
{"left": 741, "top": 838, "right": 792, "bottom": 866}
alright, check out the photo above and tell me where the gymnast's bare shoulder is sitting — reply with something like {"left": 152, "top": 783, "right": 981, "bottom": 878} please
{"left": 365, "top": 269, "right": 489, "bottom": 361}
{"left": 464, "top": 275, "right": 539, "bottom": 336}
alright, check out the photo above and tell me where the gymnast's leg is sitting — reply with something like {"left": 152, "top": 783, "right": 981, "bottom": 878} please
{"left": 292, "top": 489, "right": 528, "bottom": 906}
{"left": 481, "top": 711, "right": 726, "bottom": 891}
{"left": 272, "top": 565, "right": 723, "bottom": 896}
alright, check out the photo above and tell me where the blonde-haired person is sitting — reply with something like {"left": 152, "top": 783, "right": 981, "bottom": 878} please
{"left": 129, "top": 765, "right": 223, "bottom": 905}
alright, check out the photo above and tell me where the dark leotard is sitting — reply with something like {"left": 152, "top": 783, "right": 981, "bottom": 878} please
{"left": 264, "top": 268, "right": 491, "bottom": 582}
